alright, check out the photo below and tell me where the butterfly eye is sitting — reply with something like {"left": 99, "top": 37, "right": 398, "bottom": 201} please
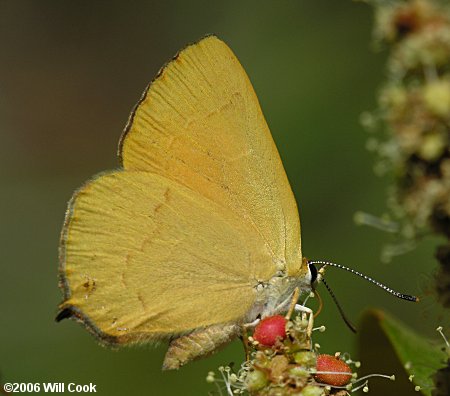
{"left": 308, "top": 262, "right": 318, "bottom": 285}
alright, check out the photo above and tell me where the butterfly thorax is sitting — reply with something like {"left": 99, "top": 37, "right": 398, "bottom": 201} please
{"left": 246, "top": 267, "right": 312, "bottom": 323}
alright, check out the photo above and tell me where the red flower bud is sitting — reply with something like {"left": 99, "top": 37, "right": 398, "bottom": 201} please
{"left": 253, "top": 315, "right": 287, "bottom": 346}
{"left": 315, "top": 354, "right": 352, "bottom": 386}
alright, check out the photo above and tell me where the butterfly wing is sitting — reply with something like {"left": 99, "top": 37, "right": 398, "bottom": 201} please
{"left": 119, "top": 35, "right": 303, "bottom": 276}
{"left": 59, "top": 171, "right": 272, "bottom": 344}
{"left": 59, "top": 35, "right": 304, "bottom": 346}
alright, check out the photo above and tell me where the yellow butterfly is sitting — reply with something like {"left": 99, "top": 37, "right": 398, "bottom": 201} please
{"left": 57, "top": 35, "right": 315, "bottom": 369}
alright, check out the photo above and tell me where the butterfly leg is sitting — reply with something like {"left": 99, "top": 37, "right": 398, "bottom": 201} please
{"left": 243, "top": 318, "right": 260, "bottom": 328}
{"left": 285, "top": 287, "right": 300, "bottom": 319}
{"left": 294, "top": 304, "right": 314, "bottom": 337}
{"left": 240, "top": 325, "right": 251, "bottom": 361}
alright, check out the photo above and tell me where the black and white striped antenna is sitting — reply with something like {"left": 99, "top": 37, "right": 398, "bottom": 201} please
{"left": 309, "top": 260, "right": 419, "bottom": 302}
{"left": 307, "top": 260, "right": 419, "bottom": 332}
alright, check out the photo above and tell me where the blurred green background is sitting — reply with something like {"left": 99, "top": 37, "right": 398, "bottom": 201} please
{"left": 0, "top": 1, "right": 444, "bottom": 395}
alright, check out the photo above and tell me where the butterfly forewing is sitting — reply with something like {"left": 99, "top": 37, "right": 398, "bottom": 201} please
{"left": 119, "top": 35, "right": 303, "bottom": 276}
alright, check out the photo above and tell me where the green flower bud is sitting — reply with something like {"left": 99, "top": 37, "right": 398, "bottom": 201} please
{"left": 293, "top": 351, "right": 317, "bottom": 368}
{"left": 288, "top": 366, "right": 310, "bottom": 379}
{"left": 299, "top": 384, "right": 325, "bottom": 396}
{"left": 244, "top": 369, "right": 268, "bottom": 392}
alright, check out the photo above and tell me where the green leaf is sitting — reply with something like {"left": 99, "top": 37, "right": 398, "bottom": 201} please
{"left": 358, "top": 309, "right": 448, "bottom": 396}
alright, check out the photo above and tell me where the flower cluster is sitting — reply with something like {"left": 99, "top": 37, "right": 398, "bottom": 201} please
{"left": 358, "top": 0, "right": 450, "bottom": 306}
{"left": 207, "top": 312, "right": 393, "bottom": 395}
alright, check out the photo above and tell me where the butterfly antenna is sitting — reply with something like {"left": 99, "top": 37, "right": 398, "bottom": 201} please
{"left": 321, "top": 277, "right": 357, "bottom": 333}
{"left": 309, "top": 260, "right": 419, "bottom": 302}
